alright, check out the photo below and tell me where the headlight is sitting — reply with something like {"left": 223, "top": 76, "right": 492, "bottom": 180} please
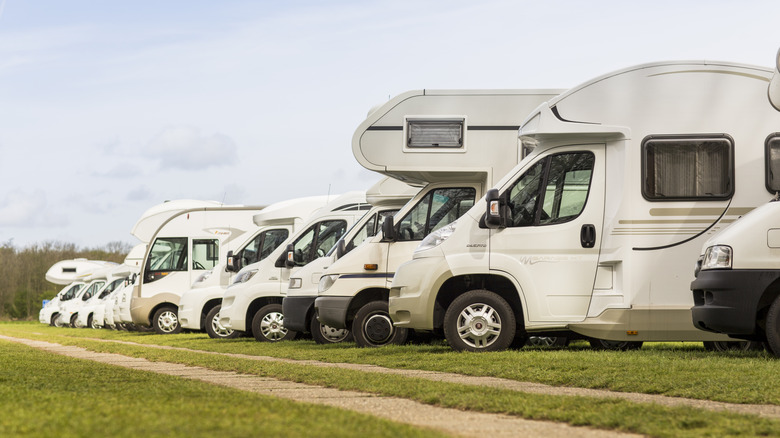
{"left": 233, "top": 269, "right": 258, "bottom": 284}
{"left": 416, "top": 220, "right": 457, "bottom": 253}
{"left": 289, "top": 278, "right": 302, "bottom": 289}
{"left": 318, "top": 274, "right": 339, "bottom": 293}
{"left": 192, "top": 269, "right": 213, "bottom": 286}
{"left": 701, "top": 245, "right": 732, "bottom": 270}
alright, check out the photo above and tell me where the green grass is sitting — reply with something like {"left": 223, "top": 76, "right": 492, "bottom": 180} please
{"left": 0, "top": 339, "right": 447, "bottom": 438}
{"left": 2, "top": 323, "right": 779, "bottom": 437}
{"left": 6, "top": 322, "right": 778, "bottom": 404}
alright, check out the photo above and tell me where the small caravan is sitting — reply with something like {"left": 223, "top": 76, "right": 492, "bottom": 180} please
{"left": 389, "top": 59, "right": 780, "bottom": 351}
{"left": 283, "top": 178, "right": 418, "bottom": 343}
{"left": 177, "top": 196, "right": 329, "bottom": 338}
{"left": 219, "top": 192, "right": 370, "bottom": 341}
{"left": 129, "top": 200, "right": 265, "bottom": 334}
{"left": 313, "top": 89, "right": 562, "bottom": 347}
{"left": 690, "top": 49, "right": 780, "bottom": 357}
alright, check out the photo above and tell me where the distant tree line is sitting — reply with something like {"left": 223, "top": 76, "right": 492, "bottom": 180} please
{"left": 0, "top": 240, "right": 132, "bottom": 320}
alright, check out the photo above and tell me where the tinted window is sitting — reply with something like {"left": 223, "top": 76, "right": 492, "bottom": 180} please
{"left": 397, "top": 188, "right": 476, "bottom": 240}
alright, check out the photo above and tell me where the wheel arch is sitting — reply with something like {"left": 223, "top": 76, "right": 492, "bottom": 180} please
{"left": 346, "top": 288, "right": 388, "bottom": 328}
{"left": 246, "top": 297, "right": 283, "bottom": 325}
{"left": 756, "top": 278, "right": 780, "bottom": 336}
{"left": 434, "top": 273, "right": 525, "bottom": 332}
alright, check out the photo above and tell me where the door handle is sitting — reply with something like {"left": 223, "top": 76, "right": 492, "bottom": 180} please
{"left": 581, "top": 224, "right": 596, "bottom": 248}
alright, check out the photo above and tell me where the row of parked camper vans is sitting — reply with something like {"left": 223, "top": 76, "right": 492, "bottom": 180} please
{"left": 39, "top": 49, "right": 780, "bottom": 356}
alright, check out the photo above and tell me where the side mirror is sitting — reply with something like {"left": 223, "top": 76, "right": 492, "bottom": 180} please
{"left": 381, "top": 216, "right": 396, "bottom": 242}
{"left": 284, "top": 243, "right": 296, "bottom": 269}
{"left": 484, "top": 188, "right": 506, "bottom": 229}
{"left": 335, "top": 239, "right": 346, "bottom": 259}
{"left": 225, "top": 250, "right": 238, "bottom": 273}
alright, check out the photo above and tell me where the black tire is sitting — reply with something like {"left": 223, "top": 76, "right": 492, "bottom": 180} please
{"left": 527, "top": 336, "right": 569, "bottom": 348}
{"left": 50, "top": 313, "right": 60, "bottom": 327}
{"left": 310, "top": 312, "right": 352, "bottom": 344}
{"left": 70, "top": 313, "right": 79, "bottom": 328}
{"left": 88, "top": 314, "right": 98, "bottom": 329}
{"left": 702, "top": 340, "right": 765, "bottom": 352}
{"left": 768, "top": 296, "right": 780, "bottom": 358}
{"left": 443, "top": 290, "right": 516, "bottom": 352}
{"left": 251, "top": 304, "right": 296, "bottom": 342}
{"left": 205, "top": 305, "right": 239, "bottom": 339}
{"left": 352, "top": 301, "right": 408, "bottom": 347}
{"left": 152, "top": 306, "right": 182, "bottom": 334}
{"left": 589, "top": 339, "right": 643, "bottom": 350}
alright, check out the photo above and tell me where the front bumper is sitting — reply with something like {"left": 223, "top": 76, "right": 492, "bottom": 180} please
{"left": 314, "top": 296, "right": 352, "bottom": 329}
{"left": 690, "top": 269, "right": 780, "bottom": 336}
{"left": 282, "top": 295, "right": 316, "bottom": 333}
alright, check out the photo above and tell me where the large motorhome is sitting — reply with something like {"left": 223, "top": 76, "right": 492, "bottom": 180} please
{"left": 389, "top": 59, "right": 780, "bottom": 351}
{"left": 219, "top": 192, "right": 370, "bottom": 341}
{"left": 283, "top": 178, "right": 418, "bottom": 343}
{"left": 178, "top": 196, "right": 330, "bottom": 338}
{"left": 690, "top": 50, "right": 780, "bottom": 357}
{"left": 129, "top": 200, "right": 264, "bottom": 334}
{"left": 313, "top": 89, "right": 562, "bottom": 347}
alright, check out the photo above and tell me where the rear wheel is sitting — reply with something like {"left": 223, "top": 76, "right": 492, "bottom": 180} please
{"left": 251, "top": 304, "right": 296, "bottom": 342}
{"left": 589, "top": 339, "right": 643, "bottom": 350}
{"left": 443, "top": 290, "right": 516, "bottom": 352}
{"left": 527, "top": 336, "right": 569, "bottom": 348}
{"left": 70, "top": 313, "right": 80, "bottom": 328}
{"left": 152, "top": 306, "right": 182, "bottom": 334}
{"left": 767, "top": 296, "right": 780, "bottom": 358}
{"left": 205, "top": 305, "right": 239, "bottom": 339}
{"left": 352, "top": 301, "right": 408, "bottom": 347}
{"left": 88, "top": 314, "right": 100, "bottom": 329}
{"left": 310, "top": 313, "right": 352, "bottom": 344}
{"left": 703, "top": 341, "right": 765, "bottom": 352}
{"left": 50, "top": 313, "right": 61, "bottom": 327}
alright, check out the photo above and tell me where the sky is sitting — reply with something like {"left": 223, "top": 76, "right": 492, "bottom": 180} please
{"left": 1, "top": 0, "right": 779, "bottom": 249}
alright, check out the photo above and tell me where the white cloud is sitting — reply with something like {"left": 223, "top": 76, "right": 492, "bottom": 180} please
{"left": 0, "top": 189, "right": 67, "bottom": 227}
{"left": 126, "top": 186, "right": 152, "bottom": 202}
{"left": 147, "top": 126, "right": 238, "bottom": 170}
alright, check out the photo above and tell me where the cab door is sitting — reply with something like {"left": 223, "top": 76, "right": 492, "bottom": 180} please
{"left": 489, "top": 145, "right": 605, "bottom": 323}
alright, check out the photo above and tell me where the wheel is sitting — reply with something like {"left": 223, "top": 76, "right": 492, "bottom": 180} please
{"left": 50, "top": 313, "right": 60, "bottom": 327}
{"left": 70, "top": 313, "right": 80, "bottom": 328}
{"left": 768, "top": 296, "right": 780, "bottom": 358}
{"left": 205, "top": 305, "right": 239, "bottom": 339}
{"left": 251, "top": 304, "right": 296, "bottom": 342}
{"left": 527, "top": 336, "right": 569, "bottom": 348}
{"left": 702, "top": 340, "right": 765, "bottom": 352}
{"left": 152, "top": 306, "right": 182, "bottom": 334}
{"left": 310, "top": 313, "right": 352, "bottom": 344}
{"left": 589, "top": 339, "right": 643, "bottom": 350}
{"left": 352, "top": 301, "right": 408, "bottom": 347}
{"left": 88, "top": 314, "right": 100, "bottom": 329}
{"left": 443, "top": 290, "right": 516, "bottom": 352}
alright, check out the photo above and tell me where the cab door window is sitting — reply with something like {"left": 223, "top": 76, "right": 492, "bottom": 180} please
{"left": 345, "top": 209, "right": 399, "bottom": 253}
{"left": 192, "top": 239, "right": 218, "bottom": 270}
{"left": 291, "top": 220, "right": 348, "bottom": 267}
{"left": 506, "top": 152, "right": 595, "bottom": 227}
{"left": 145, "top": 237, "right": 187, "bottom": 283}
{"left": 397, "top": 188, "right": 476, "bottom": 241}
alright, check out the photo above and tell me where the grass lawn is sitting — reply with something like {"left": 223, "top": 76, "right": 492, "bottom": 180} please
{"left": 0, "top": 338, "right": 448, "bottom": 438}
{"left": 2, "top": 322, "right": 779, "bottom": 437}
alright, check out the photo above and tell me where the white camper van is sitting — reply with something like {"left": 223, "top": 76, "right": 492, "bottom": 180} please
{"left": 314, "top": 89, "right": 561, "bottom": 347}
{"left": 40, "top": 259, "right": 114, "bottom": 326}
{"left": 129, "top": 200, "right": 264, "bottom": 334}
{"left": 690, "top": 51, "right": 780, "bottom": 357}
{"left": 389, "top": 60, "right": 780, "bottom": 351}
{"left": 219, "top": 192, "right": 370, "bottom": 341}
{"left": 283, "top": 178, "right": 418, "bottom": 343}
{"left": 74, "top": 264, "right": 137, "bottom": 328}
{"left": 178, "top": 196, "right": 329, "bottom": 338}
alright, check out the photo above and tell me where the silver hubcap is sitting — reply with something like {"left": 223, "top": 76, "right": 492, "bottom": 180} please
{"left": 210, "top": 311, "right": 233, "bottom": 337}
{"left": 90, "top": 318, "right": 100, "bottom": 329}
{"left": 260, "top": 311, "right": 288, "bottom": 341}
{"left": 319, "top": 323, "right": 349, "bottom": 343}
{"left": 157, "top": 310, "right": 178, "bottom": 333}
{"left": 456, "top": 302, "right": 501, "bottom": 349}
{"left": 528, "top": 336, "right": 557, "bottom": 347}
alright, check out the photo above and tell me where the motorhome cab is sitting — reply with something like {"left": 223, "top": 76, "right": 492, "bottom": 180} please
{"left": 690, "top": 50, "right": 780, "bottom": 357}
{"left": 178, "top": 196, "right": 329, "bottom": 338}
{"left": 219, "top": 192, "right": 370, "bottom": 341}
{"left": 389, "top": 60, "right": 780, "bottom": 351}
{"left": 314, "top": 89, "right": 562, "bottom": 347}
{"left": 283, "top": 178, "right": 418, "bottom": 343}
{"left": 129, "top": 200, "right": 264, "bottom": 334}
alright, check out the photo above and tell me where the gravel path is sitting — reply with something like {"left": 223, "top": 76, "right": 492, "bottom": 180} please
{"left": 0, "top": 335, "right": 637, "bottom": 438}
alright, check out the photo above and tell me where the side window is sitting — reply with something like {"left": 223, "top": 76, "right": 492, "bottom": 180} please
{"left": 258, "top": 229, "right": 289, "bottom": 261}
{"left": 291, "top": 226, "right": 316, "bottom": 267}
{"left": 505, "top": 152, "right": 595, "bottom": 227}
{"left": 82, "top": 281, "right": 105, "bottom": 301}
{"left": 192, "top": 239, "right": 218, "bottom": 270}
{"left": 145, "top": 237, "right": 188, "bottom": 283}
{"left": 291, "top": 220, "right": 348, "bottom": 267}
{"left": 99, "top": 278, "right": 124, "bottom": 299}
{"left": 407, "top": 118, "right": 464, "bottom": 148}
{"left": 61, "top": 284, "right": 82, "bottom": 301}
{"left": 765, "top": 134, "right": 780, "bottom": 193}
{"left": 642, "top": 136, "right": 733, "bottom": 200}
{"left": 239, "top": 234, "right": 263, "bottom": 269}
{"left": 397, "top": 188, "right": 476, "bottom": 241}
{"left": 346, "top": 213, "right": 377, "bottom": 253}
